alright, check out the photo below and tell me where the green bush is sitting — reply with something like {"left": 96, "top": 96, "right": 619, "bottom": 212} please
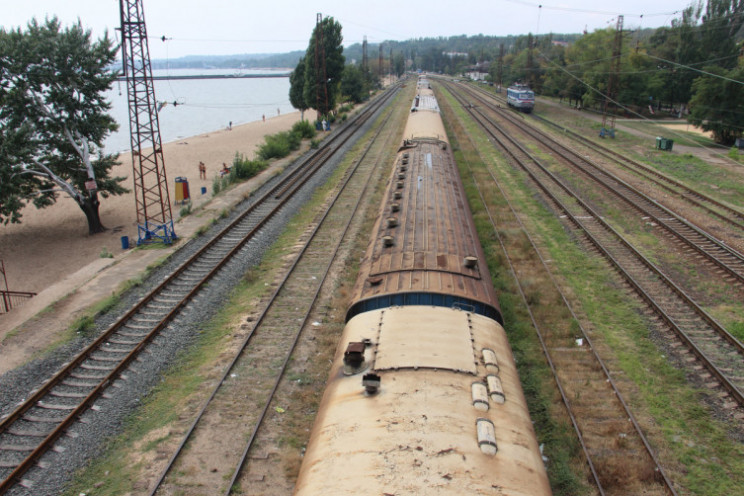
{"left": 210, "top": 153, "right": 271, "bottom": 197}
{"left": 257, "top": 131, "right": 304, "bottom": 160}
{"left": 258, "top": 133, "right": 289, "bottom": 160}
{"left": 179, "top": 201, "right": 192, "bottom": 217}
{"left": 728, "top": 147, "right": 741, "bottom": 162}
{"left": 291, "top": 119, "right": 316, "bottom": 139}
{"left": 310, "top": 138, "right": 320, "bottom": 149}
{"left": 287, "top": 131, "right": 302, "bottom": 150}
{"left": 230, "top": 152, "right": 268, "bottom": 182}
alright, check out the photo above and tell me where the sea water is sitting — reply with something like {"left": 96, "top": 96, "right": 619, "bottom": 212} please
{"left": 104, "top": 68, "right": 293, "bottom": 154}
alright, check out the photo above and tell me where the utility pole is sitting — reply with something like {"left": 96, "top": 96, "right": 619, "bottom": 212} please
{"left": 526, "top": 33, "right": 534, "bottom": 88}
{"left": 389, "top": 47, "right": 393, "bottom": 80}
{"left": 362, "top": 35, "right": 368, "bottom": 72}
{"left": 119, "top": 0, "right": 175, "bottom": 244}
{"left": 601, "top": 15, "right": 624, "bottom": 138}
{"left": 378, "top": 44, "right": 383, "bottom": 80}
{"left": 497, "top": 43, "right": 504, "bottom": 92}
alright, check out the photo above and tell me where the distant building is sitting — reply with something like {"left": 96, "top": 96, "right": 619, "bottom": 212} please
{"left": 465, "top": 61, "right": 490, "bottom": 81}
{"left": 551, "top": 40, "right": 569, "bottom": 47}
{"left": 443, "top": 51, "right": 469, "bottom": 58}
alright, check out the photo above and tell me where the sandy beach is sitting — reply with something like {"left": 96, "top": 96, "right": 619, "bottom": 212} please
{"left": 0, "top": 111, "right": 302, "bottom": 296}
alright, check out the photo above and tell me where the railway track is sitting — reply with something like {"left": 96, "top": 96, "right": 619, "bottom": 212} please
{"left": 458, "top": 82, "right": 744, "bottom": 289}
{"left": 465, "top": 82, "right": 744, "bottom": 234}
{"left": 441, "top": 91, "right": 677, "bottom": 495}
{"left": 0, "top": 84, "right": 400, "bottom": 495}
{"left": 442, "top": 81, "right": 744, "bottom": 417}
{"left": 147, "top": 98, "right": 402, "bottom": 496}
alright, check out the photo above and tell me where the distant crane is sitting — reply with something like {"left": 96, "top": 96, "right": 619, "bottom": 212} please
{"left": 118, "top": 0, "right": 176, "bottom": 244}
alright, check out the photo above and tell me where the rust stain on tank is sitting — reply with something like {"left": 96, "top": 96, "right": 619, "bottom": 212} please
{"left": 437, "top": 254, "right": 448, "bottom": 269}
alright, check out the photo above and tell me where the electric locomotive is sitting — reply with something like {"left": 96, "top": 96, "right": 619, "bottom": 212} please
{"left": 507, "top": 83, "right": 535, "bottom": 113}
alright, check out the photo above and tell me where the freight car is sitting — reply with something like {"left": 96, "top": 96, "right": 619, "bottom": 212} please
{"left": 507, "top": 83, "right": 535, "bottom": 113}
{"left": 294, "top": 77, "right": 551, "bottom": 496}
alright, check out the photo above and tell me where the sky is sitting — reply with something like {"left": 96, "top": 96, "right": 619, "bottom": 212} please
{"left": 2, "top": 0, "right": 692, "bottom": 60}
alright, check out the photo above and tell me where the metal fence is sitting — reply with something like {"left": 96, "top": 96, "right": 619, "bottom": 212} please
{"left": 0, "top": 290, "right": 36, "bottom": 314}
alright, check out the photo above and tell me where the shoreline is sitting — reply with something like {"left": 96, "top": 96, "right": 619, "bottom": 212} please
{"left": 0, "top": 110, "right": 303, "bottom": 298}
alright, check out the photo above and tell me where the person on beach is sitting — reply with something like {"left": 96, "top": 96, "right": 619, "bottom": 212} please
{"left": 228, "top": 121, "right": 232, "bottom": 130}
{"left": 262, "top": 114, "right": 265, "bottom": 123}
{"left": 198, "top": 161, "right": 206, "bottom": 180}
{"left": 220, "top": 163, "right": 230, "bottom": 176}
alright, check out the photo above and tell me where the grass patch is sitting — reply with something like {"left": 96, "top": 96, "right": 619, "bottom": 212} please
{"left": 643, "top": 152, "right": 744, "bottom": 209}
{"left": 194, "top": 225, "right": 209, "bottom": 237}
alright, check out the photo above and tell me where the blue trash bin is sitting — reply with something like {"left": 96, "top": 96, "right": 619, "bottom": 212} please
{"left": 201, "top": 186, "right": 207, "bottom": 195}
{"left": 121, "top": 236, "right": 129, "bottom": 250}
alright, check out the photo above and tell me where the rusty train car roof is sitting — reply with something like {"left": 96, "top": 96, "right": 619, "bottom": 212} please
{"left": 346, "top": 135, "right": 502, "bottom": 324}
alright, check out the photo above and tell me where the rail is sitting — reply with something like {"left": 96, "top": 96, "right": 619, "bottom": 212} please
{"left": 442, "top": 80, "right": 744, "bottom": 407}
{"left": 0, "top": 84, "right": 400, "bottom": 495}
{"left": 149, "top": 97, "right": 400, "bottom": 496}
{"left": 442, "top": 80, "right": 680, "bottom": 495}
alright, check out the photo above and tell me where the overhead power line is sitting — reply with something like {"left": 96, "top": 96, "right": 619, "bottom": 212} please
{"left": 502, "top": 0, "right": 680, "bottom": 18}
{"left": 644, "top": 54, "right": 744, "bottom": 86}
{"left": 536, "top": 48, "right": 738, "bottom": 160}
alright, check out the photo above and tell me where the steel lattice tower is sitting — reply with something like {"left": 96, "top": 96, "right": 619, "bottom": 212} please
{"left": 119, "top": 0, "right": 176, "bottom": 244}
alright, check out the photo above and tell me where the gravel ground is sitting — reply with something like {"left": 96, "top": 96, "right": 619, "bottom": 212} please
{"left": 0, "top": 99, "right": 388, "bottom": 496}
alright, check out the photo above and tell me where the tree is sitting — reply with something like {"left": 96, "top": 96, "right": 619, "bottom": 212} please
{"left": 699, "top": 0, "right": 744, "bottom": 69}
{"left": 684, "top": 0, "right": 744, "bottom": 143}
{"left": 289, "top": 55, "right": 308, "bottom": 120}
{"left": 303, "top": 17, "right": 345, "bottom": 117}
{"left": 340, "top": 64, "right": 367, "bottom": 104}
{"left": 393, "top": 52, "right": 405, "bottom": 77}
{"left": 0, "top": 18, "right": 127, "bottom": 233}
{"left": 688, "top": 64, "right": 744, "bottom": 144}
